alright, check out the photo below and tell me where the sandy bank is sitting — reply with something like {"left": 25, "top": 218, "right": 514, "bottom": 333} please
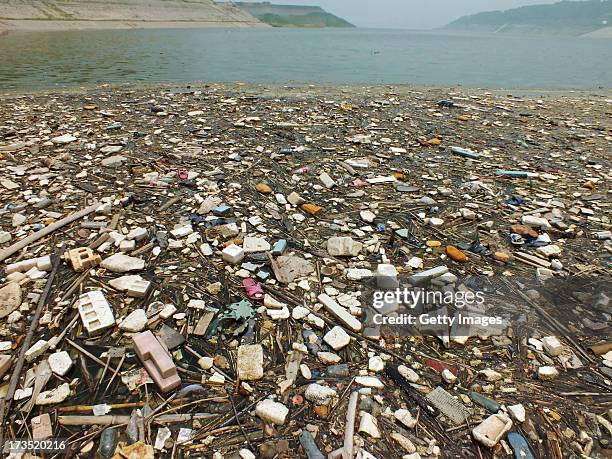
{"left": 581, "top": 26, "right": 612, "bottom": 38}
{"left": 0, "top": 0, "right": 265, "bottom": 32}
{"left": 0, "top": 19, "right": 267, "bottom": 33}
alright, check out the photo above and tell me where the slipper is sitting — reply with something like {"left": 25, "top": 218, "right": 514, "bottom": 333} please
{"left": 243, "top": 278, "right": 264, "bottom": 300}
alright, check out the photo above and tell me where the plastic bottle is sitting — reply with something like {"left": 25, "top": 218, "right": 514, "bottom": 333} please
{"left": 450, "top": 146, "right": 480, "bottom": 159}
{"left": 99, "top": 427, "right": 117, "bottom": 458}
{"left": 293, "top": 166, "right": 309, "bottom": 174}
{"left": 325, "top": 364, "right": 350, "bottom": 378}
{"left": 495, "top": 170, "right": 534, "bottom": 178}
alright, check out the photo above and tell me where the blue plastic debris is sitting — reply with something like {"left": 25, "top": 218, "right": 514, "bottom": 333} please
{"left": 299, "top": 431, "right": 325, "bottom": 459}
{"left": 212, "top": 205, "right": 231, "bottom": 217}
{"left": 272, "top": 239, "right": 288, "bottom": 256}
{"left": 437, "top": 100, "right": 456, "bottom": 108}
{"left": 508, "top": 432, "right": 535, "bottom": 459}
{"left": 450, "top": 146, "right": 480, "bottom": 159}
{"left": 496, "top": 170, "right": 532, "bottom": 178}
{"left": 189, "top": 214, "right": 205, "bottom": 225}
{"left": 510, "top": 233, "right": 525, "bottom": 245}
{"left": 507, "top": 196, "right": 526, "bottom": 206}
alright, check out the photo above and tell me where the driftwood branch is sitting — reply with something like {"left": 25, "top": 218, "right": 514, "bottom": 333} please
{"left": 0, "top": 202, "right": 100, "bottom": 263}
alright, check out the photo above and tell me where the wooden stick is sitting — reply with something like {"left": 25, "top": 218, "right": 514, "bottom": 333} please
{"left": 342, "top": 391, "right": 358, "bottom": 459}
{"left": 60, "top": 270, "right": 90, "bottom": 301}
{"left": 59, "top": 402, "right": 147, "bottom": 412}
{"left": 158, "top": 196, "right": 181, "bottom": 212}
{"left": 23, "top": 360, "right": 52, "bottom": 415}
{"left": 228, "top": 393, "right": 253, "bottom": 452}
{"left": 329, "top": 391, "right": 359, "bottom": 459}
{"left": 58, "top": 398, "right": 226, "bottom": 413}
{"left": 49, "top": 314, "right": 79, "bottom": 351}
{"left": 88, "top": 233, "right": 110, "bottom": 250}
{"left": 559, "top": 392, "right": 612, "bottom": 397}
{"left": 59, "top": 413, "right": 217, "bottom": 426}
{"left": 94, "top": 354, "right": 112, "bottom": 398}
{"left": 108, "top": 212, "right": 121, "bottom": 231}
{"left": 131, "top": 242, "right": 154, "bottom": 256}
{"left": 66, "top": 339, "right": 121, "bottom": 375}
{"left": 102, "top": 354, "right": 126, "bottom": 397}
{"left": 0, "top": 202, "right": 100, "bottom": 262}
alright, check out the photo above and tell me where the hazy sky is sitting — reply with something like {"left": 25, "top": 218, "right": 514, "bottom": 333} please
{"left": 273, "top": 0, "right": 562, "bottom": 29}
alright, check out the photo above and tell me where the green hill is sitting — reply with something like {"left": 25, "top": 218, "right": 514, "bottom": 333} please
{"left": 446, "top": 0, "right": 612, "bottom": 35}
{"left": 232, "top": 2, "right": 354, "bottom": 28}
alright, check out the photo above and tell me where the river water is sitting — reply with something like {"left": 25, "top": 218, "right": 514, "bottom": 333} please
{"left": 0, "top": 27, "right": 610, "bottom": 90}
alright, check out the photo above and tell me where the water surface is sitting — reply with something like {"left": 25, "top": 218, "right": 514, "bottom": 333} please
{"left": 0, "top": 28, "right": 610, "bottom": 90}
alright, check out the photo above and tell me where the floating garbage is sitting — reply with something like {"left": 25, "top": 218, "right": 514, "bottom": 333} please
{"left": 0, "top": 85, "right": 609, "bottom": 458}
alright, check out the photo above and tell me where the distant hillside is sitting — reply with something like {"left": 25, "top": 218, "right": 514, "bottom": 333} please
{"left": 0, "top": 0, "right": 264, "bottom": 32}
{"left": 232, "top": 2, "right": 354, "bottom": 27}
{"left": 446, "top": 0, "right": 612, "bottom": 35}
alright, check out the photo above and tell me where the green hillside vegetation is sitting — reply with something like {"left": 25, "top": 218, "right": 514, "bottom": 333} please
{"left": 258, "top": 11, "right": 353, "bottom": 27}
{"left": 446, "top": 0, "right": 611, "bottom": 35}
{"left": 232, "top": 2, "right": 354, "bottom": 28}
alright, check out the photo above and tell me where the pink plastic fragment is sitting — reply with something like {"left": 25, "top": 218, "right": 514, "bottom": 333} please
{"left": 132, "top": 330, "right": 181, "bottom": 393}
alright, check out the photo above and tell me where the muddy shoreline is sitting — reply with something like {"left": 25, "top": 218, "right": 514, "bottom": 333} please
{"left": 1, "top": 81, "right": 611, "bottom": 99}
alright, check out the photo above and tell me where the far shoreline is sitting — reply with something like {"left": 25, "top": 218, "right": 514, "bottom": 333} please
{"left": 4, "top": 23, "right": 611, "bottom": 38}
{"left": 0, "top": 19, "right": 269, "bottom": 35}
{"left": 1, "top": 81, "right": 610, "bottom": 100}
